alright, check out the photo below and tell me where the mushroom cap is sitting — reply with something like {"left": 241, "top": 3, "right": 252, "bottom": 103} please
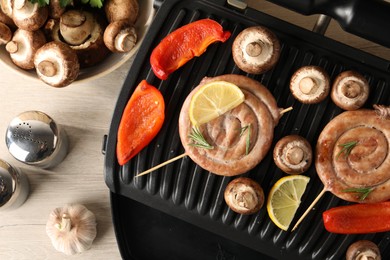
{"left": 0, "top": 7, "right": 16, "bottom": 30}
{"left": 331, "top": 70, "right": 370, "bottom": 110}
{"left": 12, "top": 0, "right": 48, "bottom": 31}
{"left": 232, "top": 26, "right": 280, "bottom": 74}
{"left": 346, "top": 240, "right": 381, "bottom": 260}
{"left": 34, "top": 41, "right": 80, "bottom": 87}
{"left": 273, "top": 135, "right": 312, "bottom": 174}
{"left": 105, "top": 0, "right": 139, "bottom": 24}
{"left": 5, "top": 28, "right": 46, "bottom": 69}
{"left": 0, "top": 21, "right": 12, "bottom": 45}
{"left": 103, "top": 20, "right": 137, "bottom": 53}
{"left": 290, "top": 65, "right": 330, "bottom": 104}
{"left": 0, "top": 0, "right": 13, "bottom": 18}
{"left": 48, "top": 0, "right": 66, "bottom": 19}
{"left": 224, "top": 177, "right": 264, "bottom": 215}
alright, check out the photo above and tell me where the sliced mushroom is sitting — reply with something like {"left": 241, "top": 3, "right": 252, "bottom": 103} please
{"left": 12, "top": 0, "right": 48, "bottom": 31}
{"left": 290, "top": 65, "right": 330, "bottom": 104}
{"left": 0, "top": 21, "right": 12, "bottom": 44}
{"left": 105, "top": 0, "right": 139, "bottom": 24}
{"left": 331, "top": 70, "right": 370, "bottom": 110}
{"left": 60, "top": 10, "right": 95, "bottom": 45}
{"left": 346, "top": 240, "right": 381, "bottom": 260}
{"left": 103, "top": 20, "right": 137, "bottom": 52}
{"left": 224, "top": 177, "right": 264, "bottom": 215}
{"left": 34, "top": 41, "right": 80, "bottom": 88}
{"left": 5, "top": 28, "right": 46, "bottom": 69}
{"left": 232, "top": 26, "right": 280, "bottom": 74}
{"left": 273, "top": 135, "right": 312, "bottom": 174}
{"left": 48, "top": 12, "right": 110, "bottom": 68}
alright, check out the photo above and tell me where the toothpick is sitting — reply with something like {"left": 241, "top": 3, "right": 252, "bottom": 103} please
{"left": 291, "top": 187, "right": 327, "bottom": 232}
{"left": 135, "top": 153, "right": 187, "bottom": 177}
{"left": 280, "top": 106, "right": 293, "bottom": 115}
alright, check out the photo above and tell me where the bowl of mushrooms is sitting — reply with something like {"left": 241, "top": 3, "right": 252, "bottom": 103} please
{"left": 0, "top": 0, "right": 155, "bottom": 87}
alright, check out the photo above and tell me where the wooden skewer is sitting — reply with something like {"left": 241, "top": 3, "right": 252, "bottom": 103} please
{"left": 280, "top": 106, "right": 293, "bottom": 115}
{"left": 291, "top": 186, "right": 327, "bottom": 232}
{"left": 135, "top": 153, "right": 187, "bottom": 177}
{"left": 135, "top": 106, "right": 293, "bottom": 178}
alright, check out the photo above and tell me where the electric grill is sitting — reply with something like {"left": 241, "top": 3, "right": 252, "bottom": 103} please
{"left": 103, "top": 0, "right": 390, "bottom": 259}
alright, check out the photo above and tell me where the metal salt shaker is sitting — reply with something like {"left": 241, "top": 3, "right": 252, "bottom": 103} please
{"left": 0, "top": 159, "right": 29, "bottom": 210}
{"left": 5, "top": 111, "right": 69, "bottom": 169}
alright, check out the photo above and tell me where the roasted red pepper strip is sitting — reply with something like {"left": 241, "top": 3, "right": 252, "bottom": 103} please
{"left": 323, "top": 201, "right": 390, "bottom": 234}
{"left": 150, "top": 18, "right": 231, "bottom": 80}
{"left": 117, "top": 80, "right": 165, "bottom": 165}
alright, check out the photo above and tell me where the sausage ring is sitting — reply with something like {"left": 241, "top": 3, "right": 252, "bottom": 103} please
{"left": 316, "top": 109, "right": 390, "bottom": 203}
{"left": 179, "top": 74, "right": 280, "bottom": 176}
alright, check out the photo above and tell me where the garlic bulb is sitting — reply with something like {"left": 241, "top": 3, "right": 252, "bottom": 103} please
{"left": 46, "top": 204, "right": 97, "bottom": 255}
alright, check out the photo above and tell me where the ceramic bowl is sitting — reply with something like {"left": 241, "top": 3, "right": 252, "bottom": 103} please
{"left": 0, "top": 0, "right": 155, "bottom": 84}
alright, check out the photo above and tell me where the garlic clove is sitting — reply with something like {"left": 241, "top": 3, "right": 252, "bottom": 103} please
{"left": 46, "top": 204, "right": 97, "bottom": 255}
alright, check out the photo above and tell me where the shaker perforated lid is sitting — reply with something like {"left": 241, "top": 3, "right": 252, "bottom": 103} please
{"left": 5, "top": 111, "right": 69, "bottom": 168}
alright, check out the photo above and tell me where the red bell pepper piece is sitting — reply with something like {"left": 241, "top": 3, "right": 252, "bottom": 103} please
{"left": 150, "top": 18, "right": 231, "bottom": 80}
{"left": 117, "top": 80, "right": 165, "bottom": 165}
{"left": 323, "top": 201, "right": 390, "bottom": 234}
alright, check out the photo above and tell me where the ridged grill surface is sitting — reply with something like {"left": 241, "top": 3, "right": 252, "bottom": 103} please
{"left": 105, "top": 1, "right": 390, "bottom": 259}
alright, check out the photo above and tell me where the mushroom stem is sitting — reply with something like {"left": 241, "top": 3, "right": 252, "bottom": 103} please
{"left": 341, "top": 80, "right": 361, "bottom": 98}
{"left": 299, "top": 77, "right": 317, "bottom": 94}
{"left": 235, "top": 189, "right": 258, "bottom": 209}
{"left": 55, "top": 213, "right": 72, "bottom": 232}
{"left": 37, "top": 60, "right": 57, "bottom": 77}
{"left": 5, "top": 41, "right": 18, "bottom": 53}
{"left": 245, "top": 41, "right": 262, "bottom": 57}
{"left": 286, "top": 146, "right": 304, "bottom": 165}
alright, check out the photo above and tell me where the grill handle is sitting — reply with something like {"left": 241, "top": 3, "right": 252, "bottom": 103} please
{"left": 267, "top": 0, "right": 390, "bottom": 48}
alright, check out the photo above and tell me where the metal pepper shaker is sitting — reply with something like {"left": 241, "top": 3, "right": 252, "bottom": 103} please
{"left": 5, "top": 111, "right": 69, "bottom": 169}
{"left": 0, "top": 159, "right": 29, "bottom": 210}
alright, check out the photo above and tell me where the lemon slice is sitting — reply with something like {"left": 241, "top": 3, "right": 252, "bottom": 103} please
{"left": 267, "top": 175, "right": 310, "bottom": 231}
{"left": 189, "top": 81, "right": 245, "bottom": 126}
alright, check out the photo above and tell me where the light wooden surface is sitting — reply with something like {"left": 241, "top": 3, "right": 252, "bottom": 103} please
{"left": 0, "top": 1, "right": 388, "bottom": 260}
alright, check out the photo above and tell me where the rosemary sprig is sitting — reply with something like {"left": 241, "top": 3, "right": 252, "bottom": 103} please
{"left": 188, "top": 126, "right": 214, "bottom": 149}
{"left": 240, "top": 124, "right": 251, "bottom": 155}
{"left": 336, "top": 141, "right": 358, "bottom": 159}
{"left": 342, "top": 187, "right": 373, "bottom": 201}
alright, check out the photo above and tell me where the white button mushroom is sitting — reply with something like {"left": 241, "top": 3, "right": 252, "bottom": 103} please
{"left": 103, "top": 20, "right": 137, "bottom": 52}
{"left": 47, "top": 11, "right": 110, "bottom": 68}
{"left": 232, "top": 26, "right": 281, "bottom": 74}
{"left": 331, "top": 70, "right": 370, "bottom": 110}
{"left": 46, "top": 204, "right": 97, "bottom": 255}
{"left": 12, "top": 0, "right": 48, "bottom": 31}
{"left": 34, "top": 41, "right": 80, "bottom": 87}
{"left": 273, "top": 135, "right": 312, "bottom": 174}
{"left": 5, "top": 28, "right": 46, "bottom": 69}
{"left": 59, "top": 10, "right": 95, "bottom": 46}
{"left": 346, "top": 240, "right": 381, "bottom": 260}
{"left": 104, "top": 0, "right": 139, "bottom": 24}
{"left": 224, "top": 177, "right": 265, "bottom": 215}
{"left": 289, "top": 65, "right": 330, "bottom": 104}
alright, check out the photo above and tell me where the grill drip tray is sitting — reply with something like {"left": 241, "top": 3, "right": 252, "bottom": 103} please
{"left": 104, "top": 0, "right": 390, "bottom": 259}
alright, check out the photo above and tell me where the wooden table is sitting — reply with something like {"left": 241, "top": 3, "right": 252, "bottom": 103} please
{"left": 0, "top": 1, "right": 388, "bottom": 259}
